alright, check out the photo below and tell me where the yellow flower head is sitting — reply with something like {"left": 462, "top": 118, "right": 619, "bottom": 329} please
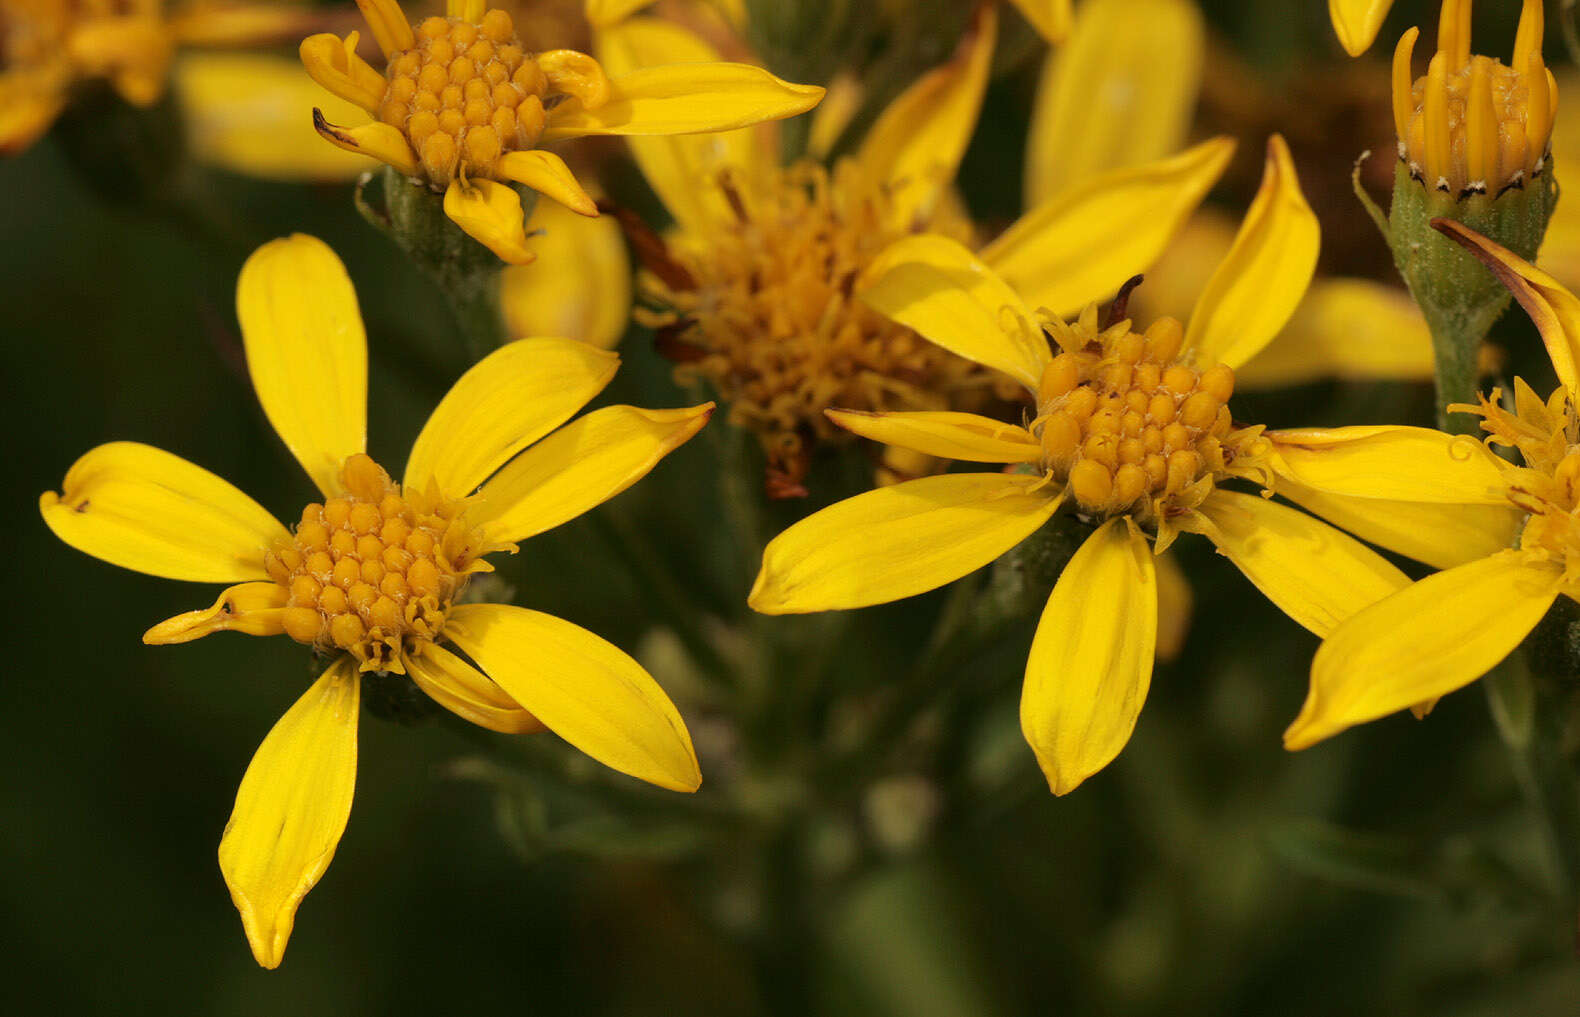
{"left": 750, "top": 138, "right": 1416, "bottom": 795}
{"left": 1391, "top": 0, "right": 1556, "bottom": 198}
{"left": 40, "top": 233, "right": 712, "bottom": 968}
{"left": 302, "top": 0, "right": 824, "bottom": 264}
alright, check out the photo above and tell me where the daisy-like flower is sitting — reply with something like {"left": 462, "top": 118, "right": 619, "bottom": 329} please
{"left": 748, "top": 138, "right": 1414, "bottom": 795}
{"left": 39, "top": 234, "right": 713, "bottom": 968}
{"left": 300, "top": 0, "right": 824, "bottom": 264}
{"left": 0, "top": 0, "right": 315, "bottom": 155}
{"left": 602, "top": 0, "right": 1227, "bottom": 491}
{"left": 1278, "top": 221, "right": 1580, "bottom": 749}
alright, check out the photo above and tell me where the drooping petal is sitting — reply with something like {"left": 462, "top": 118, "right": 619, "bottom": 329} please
{"left": 1267, "top": 425, "right": 1511, "bottom": 504}
{"left": 1023, "top": 0, "right": 1204, "bottom": 206}
{"left": 861, "top": 235, "right": 1051, "bottom": 392}
{"left": 176, "top": 54, "right": 375, "bottom": 181}
{"left": 1276, "top": 477, "right": 1524, "bottom": 571}
{"left": 1005, "top": 0, "right": 1071, "bottom": 42}
{"left": 1329, "top": 0, "right": 1395, "bottom": 57}
{"left": 749, "top": 472, "right": 1063, "bottom": 614}
{"left": 982, "top": 137, "right": 1235, "bottom": 317}
{"left": 1184, "top": 135, "right": 1320, "bottom": 370}
{"left": 542, "top": 62, "right": 824, "bottom": 141}
{"left": 443, "top": 179, "right": 536, "bottom": 266}
{"left": 500, "top": 199, "right": 632, "bottom": 348}
{"left": 1021, "top": 518, "right": 1156, "bottom": 795}
{"left": 406, "top": 642, "right": 544, "bottom": 734}
{"left": 235, "top": 234, "right": 368, "bottom": 497}
{"left": 1186, "top": 490, "right": 1409, "bottom": 638}
{"left": 594, "top": 15, "right": 771, "bottom": 232}
{"left": 1234, "top": 278, "right": 1434, "bottom": 388}
{"left": 143, "top": 582, "right": 289, "bottom": 644}
{"left": 496, "top": 150, "right": 598, "bottom": 216}
{"left": 310, "top": 109, "right": 417, "bottom": 176}
{"left": 1435, "top": 218, "right": 1580, "bottom": 404}
{"left": 40, "top": 442, "right": 287, "bottom": 583}
{"left": 1285, "top": 551, "right": 1563, "bottom": 749}
{"left": 219, "top": 657, "right": 360, "bottom": 969}
{"left": 1154, "top": 551, "right": 1192, "bottom": 661}
{"left": 474, "top": 402, "right": 714, "bottom": 543}
{"left": 825, "top": 409, "right": 1043, "bottom": 464}
{"left": 404, "top": 337, "right": 620, "bottom": 496}
{"left": 857, "top": 4, "right": 995, "bottom": 231}
{"left": 444, "top": 603, "right": 701, "bottom": 791}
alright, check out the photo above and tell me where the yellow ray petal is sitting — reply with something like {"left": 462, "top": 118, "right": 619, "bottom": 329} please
{"left": 1185, "top": 490, "right": 1409, "bottom": 638}
{"left": 1154, "top": 551, "right": 1192, "bottom": 661}
{"left": 1267, "top": 425, "right": 1510, "bottom": 504}
{"left": 749, "top": 472, "right": 1063, "bottom": 614}
{"left": 443, "top": 179, "right": 536, "bottom": 265}
{"left": 235, "top": 234, "right": 368, "bottom": 497}
{"left": 143, "top": 582, "right": 288, "bottom": 644}
{"left": 1435, "top": 219, "right": 1580, "bottom": 404}
{"left": 352, "top": 0, "right": 413, "bottom": 58}
{"left": 1234, "top": 278, "right": 1434, "bottom": 388}
{"left": 1286, "top": 551, "right": 1563, "bottom": 749}
{"left": 219, "top": 657, "right": 360, "bottom": 969}
{"left": 496, "top": 150, "right": 597, "bottom": 216}
{"left": 542, "top": 62, "right": 824, "bottom": 140}
{"left": 861, "top": 235, "right": 1050, "bottom": 392}
{"left": 474, "top": 402, "right": 714, "bottom": 543}
{"left": 404, "top": 337, "right": 620, "bottom": 496}
{"left": 1184, "top": 135, "right": 1320, "bottom": 369}
{"left": 40, "top": 442, "right": 287, "bottom": 583}
{"left": 299, "top": 32, "right": 386, "bottom": 114}
{"left": 444, "top": 603, "right": 701, "bottom": 791}
{"left": 806, "top": 71, "right": 862, "bottom": 162}
{"left": 825, "top": 409, "right": 1043, "bottom": 464}
{"left": 501, "top": 198, "right": 632, "bottom": 348}
{"left": 594, "top": 15, "right": 770, "bottom": 232}
{"left": 1275, "top": 477, "right": 1524, "bottom": 571}
{"left": 1021, "top": 518, "right": 1155, "bottom": 795}
{"left": 407, "top": 642, "right": 545, "bottom": 734}
{"left": 1005, "top": 0, "right": 1071, "bottom": 42}
{"left": 857, "top": 4, "right": 995, "bottom": 231}
{"left": 311, "top": 109, "right": 417, "bottom": 176}
{"left": 176, "top": 54, "right": 375, "bottom": 181}
{"left": 1024, "top": 0, "right": 1204, "bottom": 206}
{"left": 982, "top": 137, "right": 1235, "bottom": 318}
{"left": 1329, "top": 0, "right": 1395, "bottom": 57}
{"left": 585, "top": 0, "right": 654, "bottom": 27}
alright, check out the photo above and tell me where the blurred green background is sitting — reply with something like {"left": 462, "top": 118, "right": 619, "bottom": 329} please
{"left": 5, "top": 0, "right": 1580, "bottom": 1012}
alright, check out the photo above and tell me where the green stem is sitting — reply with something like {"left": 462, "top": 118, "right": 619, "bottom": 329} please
{"left": 1420, "top": 304, "right": 1485, "bottom": 435}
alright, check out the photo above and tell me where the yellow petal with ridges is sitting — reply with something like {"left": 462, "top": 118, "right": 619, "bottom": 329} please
{"left": 862, "top": 235, "right": 1050, "bottom": 392}
{"left": 1005, "top": 0, "right": 1071, "bottom": 42}
{"left": 501, "top": 199, "right": 632, "bottom": 348}
{"left": 444, "top": 603, "right": 701, "bottom": 791}
{"left": 497, "top": 150, "right": 598, "bottom": 216}
{"left": 407, "top": 642, "right": 545, "bottom": 734}
{"left": 982, "top": 137, "right": 1235, "bottom": 318}
{"left": 1187, "top": 490, "right": 1409, "bottom": 638}
{"left": 1329, "top": 0, "right": 1395, "bottom": 57}
{"left": 1235, "top": 278, "right": 1434, "bottom": 388}
{"left": 1021, "top": 518, "right": 1156, "bottom": 795}
{"left": 1267, "top": 425, "right": 1510, "bottom": 504}
{"left": 1286, "top": 551, "right": 1563, "bottom": 749}
{"left": 443, "top": 179, "right": 536, "bottom": 266}
{"left": 299, "top": 32, "right": 386, "bottom": 114}
{"left": 143, "top": 582, "right": 288, "bottom": 644}
{"left": 542, "top": 62, "right": 824, "bottom": 140}
{"left": 857, "top": 4, "right": 995, "bottom": 231}
{"left": 219, "top": 657, "right": 360, "bottom": 969}
{"left": 1024, "top": 0, "right": 1203, "bottom": 206}
{"left": 1275, "top": 477, "right": 1524, "bottom": 571}
{"left": 1184, "top": 135, "right": 1320, "bottom": 370}
{"left": 475, "top": 402, "right": 714, "bottom": 543}
{"left": 750, "top": 472, "right": 1063, "bottom": 614}
{"left": 1435, "top": 219, "right": 1580, "bottom": 405}
{"left": 825, "top": 409, "right": 1043, "bottom": 464}
{"left": 236, "top": 234, "right": 368, "bottom": 497}
{"left": 404, "top": 337, "right": 620, "bottom": 496}
{"left": 40, "top": 442, "right": 287, "bottom": 583}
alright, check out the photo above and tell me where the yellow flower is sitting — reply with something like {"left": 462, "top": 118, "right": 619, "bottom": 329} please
{"left": 0, "top": 0, "right": 314, "bottom": 155}
{"left": 605, "top": 0, "right": 1230, "bottom": 490}
{"left": 1277, "top": 221, "right": 1580, "bottom": 750}
{"left": 300, "top": 0, "right": 824, "bottom": 265}
{"left": 39, "top": 233, "right": 712, "bottom": 968}
{"left": 748, "top": 138, "right": 1412, "bottom": 795}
